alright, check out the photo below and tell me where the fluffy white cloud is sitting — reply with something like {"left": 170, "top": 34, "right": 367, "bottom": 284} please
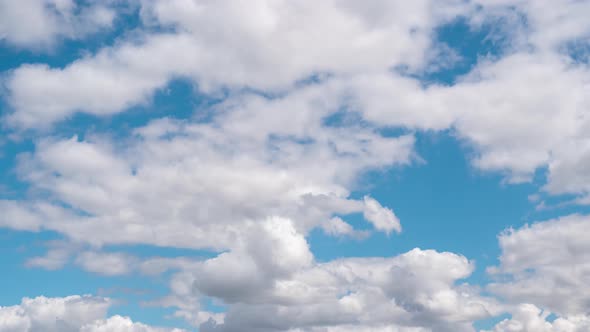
{"left": 485, "top": 215, "right": 590, "bottom": 331}
{"left": 67, "top": 235, "right": 498, "bottom": 331}
{"left": 3, "top": 0, "right": 590, "bottom": 192}
{"left": 179, "top": 248, "right": 499, "bottom": 331}
{"left": 0, "top": 295, "right": 185, "bottom": 332}
{"left": 0, "top": 295, "right": 109, "bottom": 332}
{"left": 487, "top": 214, "right": 590, "bottom": 315}
{"left": 363, "top": 196, "right": 401, "bottom": 235}
{"left": 138, "top": 0, "right": 467, "bottom": 82}
{"left": 485, "top": 304, "right": 590, "bottom": 332}
{"left": 0, "top": 85, "right": 419, "bottom": 330}
{"left": 5, "top": 0, "right": 590, "bottom": 206}
{"left": 543, "top": 140, "right": 590, "bottom": 204}
{"left": 74, "top": 251, "right": 137, "bottom": 276}
{"left": 0, "top": 0, "right": 116, "bottom": 50}
{"left": 25, "top": 240, "right": 75, "bottom": 270}
{"left": 5, "top": 34, "right": 197, "bottom": 128}
{"left": 4, "top": 0, "right": 469, "bottom": 128}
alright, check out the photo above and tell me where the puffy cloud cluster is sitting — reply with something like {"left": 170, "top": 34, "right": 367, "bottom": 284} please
{"left": 484, "top": 214, "right": 590, "bottom": 331}
{"left": 165, "top": 248, "right": 500, "bottom": 332}
{"left": 488, "top": 214, "right": 590, "bottom": 316}
{"left": 4, "top": 0, "right": 468, "bottom": 128}
{"left": 1, "top": 111, "right": 409, "bottom": 248}
{"left": 0, "top": 295, "right": 184, "bottom": 332}
{"left": 4, "top": 0, "right": 590, "bottom": 204}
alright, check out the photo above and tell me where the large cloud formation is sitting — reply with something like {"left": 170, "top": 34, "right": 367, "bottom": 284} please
{"left": 1, "top": 0, "right": 590, "bottom": 331}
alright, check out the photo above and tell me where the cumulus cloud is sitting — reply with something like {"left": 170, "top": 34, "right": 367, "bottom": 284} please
{"left": 25, "top": 240, "right": 75, "bottom": 270}
{"left": 185, "top": 248, "right": 500, "bottom": 331}
{"left": 487, "top": 214, "right": 590, "bottom": 316}
{"left": 3, "top": 0, "right": 590, "bottom": 195}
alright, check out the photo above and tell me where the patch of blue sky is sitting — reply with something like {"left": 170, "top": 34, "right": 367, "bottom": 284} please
{"left": 402, "top": 16, "right": 514, "bottom": 86}
{"left": 474, "top": 314, "right": 511, "bottom": 331}
{"left": 309, "top": 131, "right": 540, "bottom": 286}
{"left": 565, "top": 38, "right": 590, "bottom": 64}
{"left": 0, "top": 138, "right": 33, "bottom": 200}
{"left": 2, "top": 230, "right": 145, "bottom": 301}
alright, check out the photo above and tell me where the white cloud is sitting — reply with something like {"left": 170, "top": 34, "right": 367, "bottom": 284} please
{"left": 0, "top": 200, "right": 72, "bottom": 232}
{"left": 185, "top": 248, "right": 500, "bottom": 331}
{"left": 3, "top": 0, "right": 590, "bottom": 196}
{"left": 0, "top": 0, "right": 116, "bottom": 50}
{"left": 25, "top": 240, "right": 76, "bottom": 270}
{"left": 5, "top": 34, "right": 198, "bottom": 128}
{"left": 3, "top": 102, "right": 413, "bottom": 249}
{"left": 0, "top": 90, "right": 420, "bottom": 330}
{"left": 88, "top": 225, "right": 498, "bottom": 331}
{"left": 321, "top": 217, "right": 370, "bottom": 239}
{"left": 363, "top": 196, "right": 401, "bottom": 235}
{"left": 543, "top": 140, "right": 590, "bottom": 203}
{"left": 446, "top": 53, "right": 590, "bottom": 183}
{"left": 0, "top": 295, "right": 109, "bottom": 332}
{"left": 487, "top": 214, "right": 590, "bottom": 321}
{"left": 5, "top": 0, "right": 590, "bottom": 208}
{"left": 0, "top": 295, "right": 185, "bottom": 332}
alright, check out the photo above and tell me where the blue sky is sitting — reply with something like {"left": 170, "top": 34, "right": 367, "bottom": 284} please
{"left": 1, "top": 1, "right": 590, "bottom": 332}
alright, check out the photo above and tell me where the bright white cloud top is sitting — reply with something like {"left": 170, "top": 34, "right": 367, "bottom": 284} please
{"left": 0, "top": 0, "right": 590, "bottom": 331}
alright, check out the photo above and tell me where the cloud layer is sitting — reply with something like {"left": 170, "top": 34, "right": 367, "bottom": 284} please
{"left": 1, "top": 0, "right": 590, "bottom": 331}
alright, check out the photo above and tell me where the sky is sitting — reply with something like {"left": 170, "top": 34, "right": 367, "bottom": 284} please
{"left": 1, "top": 0, "right": 590, "bottom": 331}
